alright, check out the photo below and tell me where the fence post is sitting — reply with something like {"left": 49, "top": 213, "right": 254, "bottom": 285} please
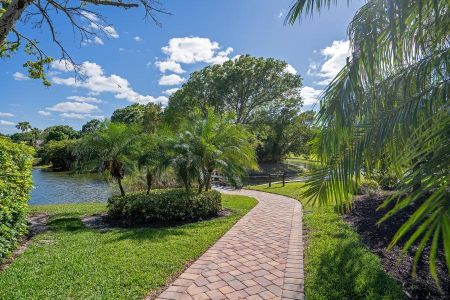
{"left": 268, "top": 174, "right": 271, "bottom": 187}
{"left": 282, "top": 172, "right": 286, "bottom": 187}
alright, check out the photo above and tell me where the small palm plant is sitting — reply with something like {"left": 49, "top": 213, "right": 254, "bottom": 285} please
{"left": 174, "top": 109, "right": 258, "bottom": 192}
{"left": 136, "top": 128, "right": 174, "bottom": 194}
{"left": 74, "top": 121, "right": 141, "bottom": 196}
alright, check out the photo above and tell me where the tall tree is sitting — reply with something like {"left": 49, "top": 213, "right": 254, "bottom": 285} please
{"left": 42, "top": 125, "right": 79, "bottom": 143}
{"left": 0, "top": 0, "right": 166, "bottom": 85}
{"left": 15, "top": 121, "right": 31, "bottom": 133}
{"left": 165, "top": 55, "right": 304, "bottom": 162}
{"left": 81, "top": 119, "right": 103, "bottom": 135}
{"left": 165, "top": 55, "right": 302, "bottom": 125}
{"left": 287, "top": 0, "right": 449, "bottom": 281}
{"left": 111, "top": 103, "right": 162, "bottom": 133}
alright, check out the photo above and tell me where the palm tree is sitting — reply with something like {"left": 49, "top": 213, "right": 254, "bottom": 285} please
{"left": 136, "top": 128, "right": 173, "bottom": 194}
{"left": 286, "top": 0, "right": 449, "bottom": 281}
{"left": 15, "top": 122, "right": 31, "bottom": 133}
{"left": 174, "top": 109, "right": 258, "bottom": 192}
{"left": 74, "top": 122, "right": 140, "bottom": 196}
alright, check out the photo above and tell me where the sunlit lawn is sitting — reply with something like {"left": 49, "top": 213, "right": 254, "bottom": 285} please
{"left": 0, "top": 195, "right": 257, "bottom": 300}
{"left": 249, "top": 182, "right": 405, "bottom": 300}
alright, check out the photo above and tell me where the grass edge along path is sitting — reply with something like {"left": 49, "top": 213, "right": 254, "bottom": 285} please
{"left": 248, "top": 182, "right": 405, "bottom": 300}
{"left": 0, "top": 194, "right": 257, "bottom": 300}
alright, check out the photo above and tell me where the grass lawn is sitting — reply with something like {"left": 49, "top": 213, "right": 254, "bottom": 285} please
{"left": 0, "top": 194, "right": 257, "bottom": 300}
{"left": 249, "top": 182, "right": 405, "bottom": 300}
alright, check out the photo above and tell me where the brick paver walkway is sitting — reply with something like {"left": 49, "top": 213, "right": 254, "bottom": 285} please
{"left": 155, "top": 188, "right": 304, "bottom": 300}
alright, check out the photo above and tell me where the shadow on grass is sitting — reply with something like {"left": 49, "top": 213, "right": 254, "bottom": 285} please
{"left": 46, "top": 212, "right": 220, "bottom": 243}
{"left": 308, "top": 237, "right": 405, "bottom": 299}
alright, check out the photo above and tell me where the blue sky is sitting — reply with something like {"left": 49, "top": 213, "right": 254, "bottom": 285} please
{"left": 0, "top": 0, "right": 363, "bottom": 134}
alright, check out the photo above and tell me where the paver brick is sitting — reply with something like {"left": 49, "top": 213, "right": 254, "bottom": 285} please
{"left": 154, "top": 189, "right": 303, "bottom": 300}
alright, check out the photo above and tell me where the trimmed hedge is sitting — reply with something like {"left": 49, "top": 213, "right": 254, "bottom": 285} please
{"left": 0, "top": 137, "right": 34, "bottom": 262}
{"left": 108, "top": 189, "right": 222, "bottom": 224}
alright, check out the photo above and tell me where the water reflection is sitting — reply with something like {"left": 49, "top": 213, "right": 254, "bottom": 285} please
{"left": 30, "top": 168, "right": 111, "bottom": 205}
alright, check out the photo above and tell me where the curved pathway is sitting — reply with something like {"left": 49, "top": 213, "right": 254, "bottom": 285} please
{"left": 155, "top": 188, "right": 304, "bottom": 300}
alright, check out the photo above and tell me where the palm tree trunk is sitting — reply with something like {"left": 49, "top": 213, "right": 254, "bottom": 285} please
{"left": 117, "top": 177, "right": 125, "bottom": 196}
{"left": 146, "top": 172, "right": 153, "bottom": 195}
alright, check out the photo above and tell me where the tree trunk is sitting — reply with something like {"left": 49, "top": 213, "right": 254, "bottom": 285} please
{"left": 146, "top": 171, "right": 153, "bottom": 195}
{"left": 205, "top": 170, "right": 213, "bottom": 191}
{"left": 117, "top": 177, "right": 125, "bottom": 196}
{"left": 0, "top": 0, "right": 34, "bottom": 45}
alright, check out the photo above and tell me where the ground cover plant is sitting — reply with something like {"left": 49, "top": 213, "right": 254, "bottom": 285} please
{"left": 249, "top": 182, "right": 405, "bottom": 300}
{"left": 0, "top": 194, "right": 257, "bottom": 299}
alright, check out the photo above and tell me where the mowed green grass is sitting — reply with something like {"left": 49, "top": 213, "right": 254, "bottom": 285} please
{"left": 249, "top": 182, "right": 405, "bottom": 300}
{"left": 0, "top": 195, "right": 257, "bottom": 300}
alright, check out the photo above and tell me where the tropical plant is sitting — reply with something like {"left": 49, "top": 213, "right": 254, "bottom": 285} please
{"left": 172, "top": 109, "right": 258, "bottom": 192}
{"left": 287, "top": 0, "right": 449, "bottom": 281}
{"left": 136, "top": 129, "right": 174, "bottom": 194}
{"left": 165, "top": 55, "right": 303, "bottom": 162}
{"left": 15, "top": 121, "right": 31, "bottom": 133}
{"left": 74, "top": 122, "right": 140, "bottom": 196}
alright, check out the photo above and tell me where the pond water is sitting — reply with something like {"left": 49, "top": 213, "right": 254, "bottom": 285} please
{"left": 30, "top": 168, "right": 111, "bottom": 205}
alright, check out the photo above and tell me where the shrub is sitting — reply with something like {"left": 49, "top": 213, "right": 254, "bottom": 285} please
{"left": 0, "top": 137, "right": 34, "bottom": 262}
{"left": 108, "top": 189, "right": 222, "bottom": 224}
{"left": 358, "top": 179, "right": 381, "bottom": 196}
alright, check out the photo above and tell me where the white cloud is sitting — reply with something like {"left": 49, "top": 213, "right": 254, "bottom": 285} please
{"left": 119, "top": 47, "right": 125, "bottom": 52}
{"left": 38, "top": 110, "right": 51, "bottom": 116}
{"left": 278, "top": 12, "right": 283, "bottom": 18}
{"left": 51, "top": 61, "right": 166, "bottom": 104}
{"left": 80, "top": 11, "right": 100, "bottom": 22}
{"left": 67, "top": 96, "right": 103, "bottom": 103}
{"left": 0, "top": 112, "right": 14, "bottom": 117}
{"left": 59, "top": 113, "right": 88, "bottom": 119}
{"left": 285, "top": 64, "right": 297, "bottom": 75}
{"left": 51, "top": 59, "right": 75, "bottom": 72}
{"left": 155, "top": 60, "right": 185, "bottom": 74}
{"left": 162, "top": 88, "right": 179, "bottom": 95}
{"left": 13, "top": 72, "right": 29, "bottom": 81}
{"left": 309, "top": 40, "right": 350, "bottom": 85}
{"left": 301, "top": 86, "right": 322, "bottom": 106}
{"left": 82, "top": 36, "right": 104, "bottom": 46}
{"left": 161, "top": 37, "right": 233, "bottom": 64}
{"left": 103, "top": 26, "right": 119, "bottom": 38}
{"left": 59, "top": 113, "right": 106, "bottom": 120}
{"left": 158, "top": 74, "right": 185, "bottom": 86}
{"left": 134, "top": 36, "right": 143, "bottom": 42}
{"left": 46, "top": 102, "right": 99, "bottom": 113}
{"left": 208, "top": 47, "right": 234, "bottom": 65}
{"left": 0, "top": 120, "right": 15, "bottom": 126}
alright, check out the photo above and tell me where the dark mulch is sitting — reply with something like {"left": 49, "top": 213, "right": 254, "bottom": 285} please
{"left": 344, "top": 194, "right": 449, "bottom": 299}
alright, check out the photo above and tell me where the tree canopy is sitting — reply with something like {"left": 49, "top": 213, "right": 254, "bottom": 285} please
{"left": 165, "top": 55, "right": 306, "bottom": 162}
{"left": 165, "top": 55, "right": 302, "bottom": 125}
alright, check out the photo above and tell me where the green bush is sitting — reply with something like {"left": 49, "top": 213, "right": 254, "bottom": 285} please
{"left": 108, "top": 189, "right": 222, "bottom": 224}
{"left": 0, "top": 137, "right": 34, "bottom": 262}
{"left": 358, "top": 179, "right": 381, "bottom": 196}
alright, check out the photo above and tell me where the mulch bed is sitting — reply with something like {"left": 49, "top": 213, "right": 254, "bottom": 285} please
{"left": 344, "top": 194, "right": 449, "bottom": 299}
